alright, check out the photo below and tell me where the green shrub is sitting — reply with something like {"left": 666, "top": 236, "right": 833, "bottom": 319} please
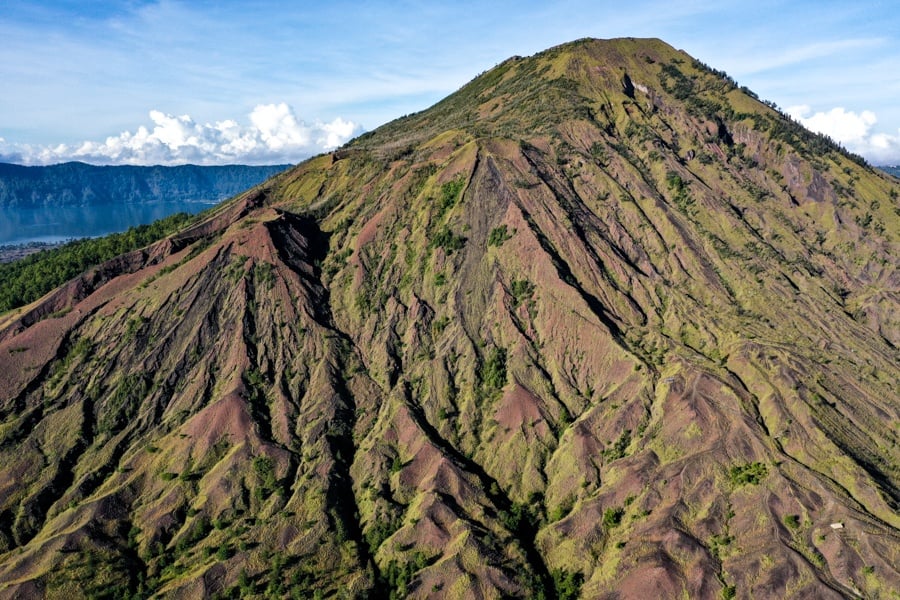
{"left": 389, "top": 454, "right": 403, "bottom": 474}
{"left": 99, "top": 373, "right": 150, "bottom": 433}
{"left": 659, "top": 63, "right": 694, "bottom": 100}
{"left": 438, "top": 177, "right": 465, "bottom": 213}
{"left": 252, "top": 456, "right": 277, "bottom": 496}
{"left": 729, "top": 462, "right": 768, "bottom": 486}
{"left": 488, "top": 225, "right": 512, "bottom": 247}
{"left": 509, "top": 278, "right": 535, "bottom": 307}
{"left": 603, "top": 507, "right": 624, "bottom": 529}
{"left": 382, "top": 551, "right": 431, "bottom": 599}
{"left": 432, "top": 315, "right": 450, "bottom": 334}
{"left": 430, "top": 226, "right": 467, "bottom": 253}
{"left": 665, "top": 170, "right": 695, "bottom": 213}
{"left": 499, "top": 501, "right": 539, "bottom": 533}
{"left": 365, "top": 517, "right": 400, "bottom": 550}
{"left": 549, "top": 494, "right": 575, "bottom": 522}
{"left": 603, "top": 430, "right": 632, "bottom": 461}
{"left": 215, "top": 544, "right": 230, "bottom": 561}
{"left": 479, "top": 347, "right": 507, "bottom": 395}
{"left": 551, "top": 569, "right": 583, "bottom": 600}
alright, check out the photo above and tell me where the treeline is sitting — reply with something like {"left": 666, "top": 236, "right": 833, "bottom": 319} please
{"left": 687, "top": 58, "right": 870, "bottom": 168}
{"left": 0, "top": 212, "right": 195, "bottom": 313}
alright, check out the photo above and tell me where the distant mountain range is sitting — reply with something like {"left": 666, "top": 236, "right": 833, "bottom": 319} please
{"left": 881, "top": 165, "right": 900, "bottom": 178}
{"left": 0, "top": 162, "right": 291, "bottom": 207}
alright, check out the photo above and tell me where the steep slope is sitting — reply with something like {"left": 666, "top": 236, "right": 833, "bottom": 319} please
{"left": 0, "top": 38, "right": 898, "bottom": 599}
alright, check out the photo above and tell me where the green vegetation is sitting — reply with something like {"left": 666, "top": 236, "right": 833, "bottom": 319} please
{"left": 252, "top": 456, "right": 277, "bottom": 497}
{"left": 488, "top": 225, "right": 512, "bottom": 247}
{"left": 603, "top": 429, "right": 632, "bottom": 461}
{"left": 499, "top": 497, "right": 542, "bottom": 533}
{"left": 438, "top": 177, "right": 465, "bottom": 214}
{"left": 365, "top": 516, "right": 401, "bottom": 551}
{"left": 510, "top": 278, "right": 536, "bottom": 307}
{"left": 432, "top": 315, "right": 450, "bottom": 334}
{"left": 783, "top": 514, "right": 800, "bottom": 530}
{"left": 659, "top": 63, "right": 694, "bottom": 100}
{"left": 728, "top": 462, "right": 768, "bottom": 486}
{"left": 602, "top": 506, "right": 624, "bottom": 529}
{"left": 389, "top": 453, "right": 404, "bottom": 474}
{"left": 100, "top": 373, "right": 151, "bottom": 433}
{"left": 430, "top": 225, "right": 467, "bottom": 253}
{"left": 750, "top": 110, "right": 868, "bottom": 167}
{"left": 253, "top": 261, "right": 275, "bottom": 290}
{"left": 551, "top": 569, "right": 584, "bottom": 600}
{"left": 382, "top": 552, "right": 432, "bottom": 599}
{"left": 0, "top": 212, "right": 195, "bottom": 313}
{"left": 549, "top": 494, "right": 576, "bottom": 522}
{"left": 708, "top": 531, "right": 733, "bottom": 559}
{"left": 665, "top": 171, "right": 695, "bottom": 214}
{"left": 479, "top": 346, "right": 507, "bottom": 396}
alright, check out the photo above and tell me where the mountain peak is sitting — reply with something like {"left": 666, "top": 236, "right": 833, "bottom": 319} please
{"left": 0, "top": 38, "right": 898, "bottom": 598}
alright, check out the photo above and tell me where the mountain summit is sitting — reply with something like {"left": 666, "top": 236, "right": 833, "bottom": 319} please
{"left": 1, "top": 38, "right": 898, "bottom": 598}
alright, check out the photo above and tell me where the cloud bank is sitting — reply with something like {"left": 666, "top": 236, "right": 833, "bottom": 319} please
{"left": 0, "top": 104, "right": 362, "bottom": 166}
{"left": 787, "top": 105, "right": 900, "bottom": 165}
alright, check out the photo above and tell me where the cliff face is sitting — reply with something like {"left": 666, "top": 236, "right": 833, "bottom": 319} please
{"left": 0, "top": 38, "right": 898, "bottom": 599}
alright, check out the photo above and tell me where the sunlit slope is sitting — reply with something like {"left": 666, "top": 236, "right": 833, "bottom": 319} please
{"left": 0, "top": 37, "right": 897, "bottom": 599}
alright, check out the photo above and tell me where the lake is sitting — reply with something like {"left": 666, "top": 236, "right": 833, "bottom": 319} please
{"left": 0, "top": 200, "right": 219, "bottom": 245}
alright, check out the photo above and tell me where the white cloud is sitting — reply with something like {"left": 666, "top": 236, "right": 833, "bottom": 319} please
{"left": 0, "top": 104, "right": 362, "bottom": 166}
{"left": 788, "top": 105, "right": 900, "bottom": 165}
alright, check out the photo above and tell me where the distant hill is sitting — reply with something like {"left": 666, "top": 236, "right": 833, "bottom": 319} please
{"left": 0, "top": 162, "right": 291, "bottom": 207}
{"left": 881, "top": 165, "right": 900, "bottom": 178}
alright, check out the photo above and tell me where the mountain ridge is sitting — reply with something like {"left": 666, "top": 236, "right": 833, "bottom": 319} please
{"left": 0, "top": 37, "right": 897, "bottom": 599}
{"left": 0, "top": 162, "right": 291, "bottom": 208}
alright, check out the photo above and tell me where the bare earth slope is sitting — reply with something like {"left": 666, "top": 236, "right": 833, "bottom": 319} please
{"left": 0, "top": 38, "right": 898, "bottom": 599}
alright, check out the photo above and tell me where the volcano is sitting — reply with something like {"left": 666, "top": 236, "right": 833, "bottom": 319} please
{"left": 0, "top": 38, "right": 898, "bottom": 599}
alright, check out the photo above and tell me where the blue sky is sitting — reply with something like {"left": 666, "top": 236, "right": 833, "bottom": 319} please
{"left": 1, "top": 0, "right": 898, "bottom": 165}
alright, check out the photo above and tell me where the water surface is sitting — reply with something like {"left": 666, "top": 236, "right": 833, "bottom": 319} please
{"left": 0, "top": 200, "right": 218, "bottom": 245}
